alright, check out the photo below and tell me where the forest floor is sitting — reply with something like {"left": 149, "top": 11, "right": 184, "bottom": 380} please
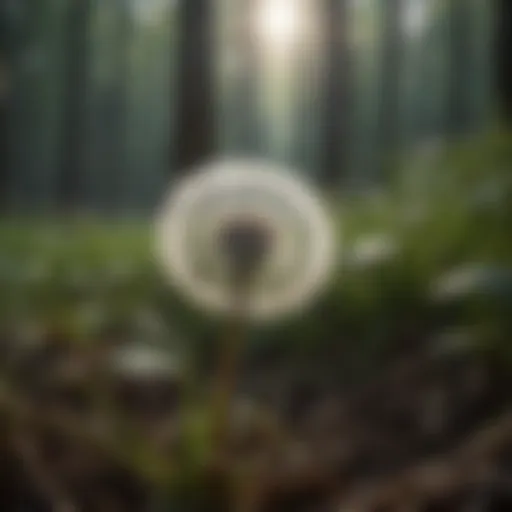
{"left": 0, "top": 332, "right": 511, "bottom": 512}
{"left": 234, "top": 346, "right": 512, "bottom": 511}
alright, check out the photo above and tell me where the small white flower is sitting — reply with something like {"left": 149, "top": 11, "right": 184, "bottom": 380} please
{"left": 471, "top": 180, "right": 507, "bottom": 210}
{"left": 348, "top": 234, "right": 398, "bottom": 267}
{"left": 154, "top": 158, "right": 337, "bottom": 322}
{"left": 109, "top": 343, "right": 182, "bottom": 380}
{"left": 429, "top": 264, "right": 509, "bottom": 301}
{"left": 430, "top": 328, "right": 480, "bottom": 357}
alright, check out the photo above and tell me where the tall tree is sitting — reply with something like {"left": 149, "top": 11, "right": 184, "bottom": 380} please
{"left": 233, "top": 0, "right": 261, "bottom": 155}
{"left": 0, "top": 0, "right": 40, "bottom": 211}
{"left": 291, "top": 1, "right": 324, "bottom": 176}
{"left": 58, "top": 0, "right": 92, "bottom": 210}
{"left": 497, "top": 0, "right": 512, "bottom": 125}
{"left": 320, "top": 0, "right": 351, "bottom": 188}
{"left": 291, "top": 37, "right": 317, "bottom": 174}
{"left": 102, "top": 0, "right": 132, "bottom": 212}
{"left": 446, "top": 0, "right": 473, "bottom": 135}
{"left": 376, "top": 0, "right": 403, "bottom": 179}
{"left": 0, "top": 2, "right": 13, "bottom": 209}
{"left": 174, "top": 0, "right": 215, "bottom": 172}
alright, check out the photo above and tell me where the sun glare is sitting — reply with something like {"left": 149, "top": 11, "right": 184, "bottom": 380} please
{"left": 254, "top": 0, "right": 302, "bottom": 52}
{"left": 403, "top": 0, "right": 428, "bottom": 37}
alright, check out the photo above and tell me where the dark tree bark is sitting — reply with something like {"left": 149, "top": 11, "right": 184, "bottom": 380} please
{"left": 0, "top": 0, "right": 21, "bottom": 211}
{"left": 102, "top": 0, "right": 132, "bottom": 213}
{"left": 496, "top": 0, "right": 512, "bottom": 125}
{"left": 58, "top": 0, "right": 92, "bottom": 210}
{"left": 292, "top": 51, "right": 315, "bottom": 173}
{"left": 376, "top": 0, "right": 404, "bottom": 179}
{"left": 0, "top": 6, "right": 11, "bottom": 210}
{"left": 233, "top": 0, "right": 261, "bottom": 155}
{"left": 0, "top": 91, "right": 7, "bottom": 211}
{"left": 320, "top": 0, "right": 351, "bottom": 188}
{"left": 174, "top": 0, "right": 215, "bottom": 172}
{"left": 447, "top": 0, "right": 473, "bottom": 135}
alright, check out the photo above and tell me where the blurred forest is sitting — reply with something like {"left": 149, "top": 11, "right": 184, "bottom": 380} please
{"left": 0, "top": 0, "right": 497, "bottom": 212}
{"left": 1, "top": 0, "right": 512, "bottom": 511}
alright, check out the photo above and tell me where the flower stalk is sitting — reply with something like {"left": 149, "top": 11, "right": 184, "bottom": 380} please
{"left": 211, "top": 219, "right": 271, "bottom": 459}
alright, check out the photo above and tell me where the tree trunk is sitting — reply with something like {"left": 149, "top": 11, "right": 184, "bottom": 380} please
{"left": 102, "top": 0, "right": 131, "bottom": 213}
{"left": 0, "top": 5, "right": 12, "bottom": 210}
{"left": 376, "top": 0, "right": 403, "bottom": 180}
{"left": 320, "top": 0, "right": 351, "bottom": 188}
{"left": 0, "top": 83, "right": 7, "bottom": 211}
{"left": 58, "top": 0, "right": 91, "bottom": 211}
{"left": 233, "top": 0, "right": 261, "bottom": 155}
{"left": 447, "top": 0, "right": 473, "bottom": 135}
{"left": 0, "top": 0, "right": 24, "bottom": 211}
{"left": 496, "top": 0, "right": 512, "bottom": 125}
{"left": 174, "top": 0, "right": 215, "bottom": 172}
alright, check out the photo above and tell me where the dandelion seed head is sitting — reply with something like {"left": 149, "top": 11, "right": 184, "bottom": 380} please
{"left": 154, "top": 158, "right": 337, "bottom": 322}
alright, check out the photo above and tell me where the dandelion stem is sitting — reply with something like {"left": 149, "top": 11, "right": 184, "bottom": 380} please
{"left": 211, "top": 288, "right": 250, "bottom": 461}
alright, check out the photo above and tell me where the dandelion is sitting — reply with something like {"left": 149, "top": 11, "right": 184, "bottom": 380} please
{"left": 154, "top": 158, "right": 337, "bottom": 322}
{"left": 154, "top": 158, "right": 337, "bottom": 457}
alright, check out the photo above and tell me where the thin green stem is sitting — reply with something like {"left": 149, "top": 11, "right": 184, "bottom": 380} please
{"left": 211, "top": 310, "right": 248, "bottom": 461}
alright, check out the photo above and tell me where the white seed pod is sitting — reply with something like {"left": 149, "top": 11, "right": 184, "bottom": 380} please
{"left": 154, "top": 158, "right": 338, "bottom": 322}
{"left": 108, "top": 343, "right": 182, "bottom": 381}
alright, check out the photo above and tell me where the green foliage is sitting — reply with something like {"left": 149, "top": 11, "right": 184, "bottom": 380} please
{"left": 0, "top": 218, "right": 212, "bottom": 349}
{"left": 1, "top": 133, "right": 511, "bottom": 371}
{"left": 267, "top": 132, "right": 512, "bottom": 373}
{"left": 0, "top": 134, "right": 510, "bottom": 505}
{"left": 5, "top": 0, "right": 494, "bottom": 210}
